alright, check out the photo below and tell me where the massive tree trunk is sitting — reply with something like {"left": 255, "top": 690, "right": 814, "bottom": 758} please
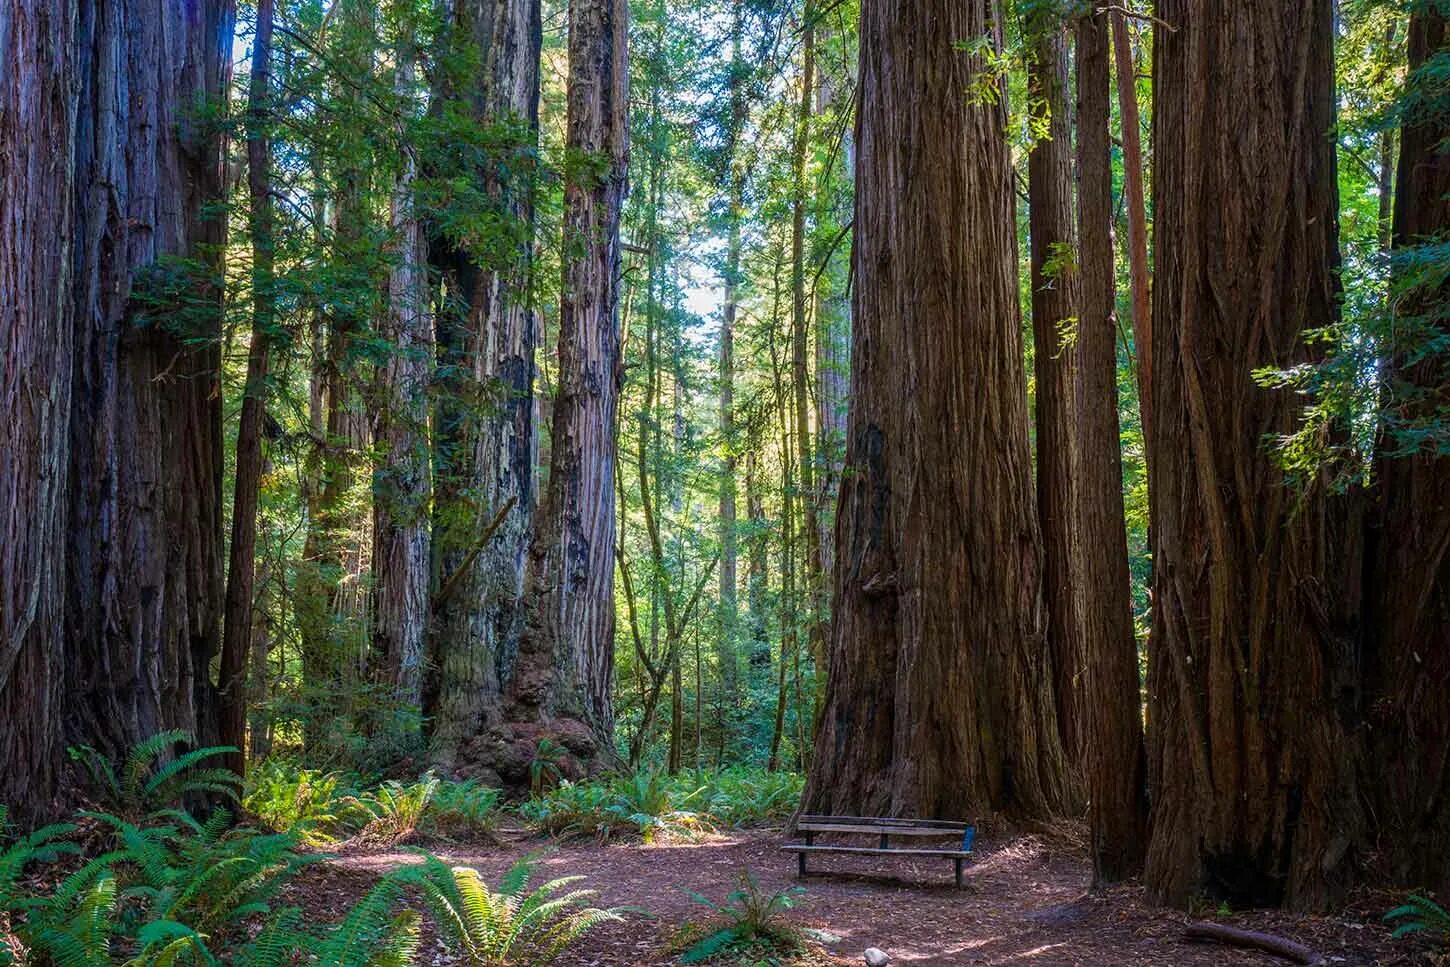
{"left": 1363, "top": 9, "right": 1450, "bottom": 894}
{"left": 1025, "top": 5, "right": 1083, "bottom": 766}
{"left": 1075, "top": 9, "right": 1147, "bottom": 884}
{"left": 427, "top": 0, "right": 543, "bottom": 767}
{"left": 505, "top": 0, "right": 628, "bottom": 769}
{"left": 801, "top": 0, "right": 1069, "bottom": 819}
{"left": 373, "top": 37, "right": 433, "bottom": 719}
{"left": 65, "top": 0, "right": 231, "bottom": 766}
{"left": 219, "top": 0, "right": 276, "bottom": 777}
{"left": 0, "top": 0, "right": 232, "bottom": 818}
{"left": 0, "top": 0, "right": 77, "bottom": 819}
{"left": 1144, "top": 0, "right": 1361, "bottom": 910}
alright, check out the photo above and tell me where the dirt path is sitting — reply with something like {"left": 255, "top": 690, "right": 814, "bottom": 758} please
{"left": 295, "top": 829, "right": 1420, "bottom": 966}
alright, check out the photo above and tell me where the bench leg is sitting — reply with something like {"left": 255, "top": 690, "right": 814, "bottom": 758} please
{"left": 798, "top": 851, "right": 806, "bottom": 877}
{"left": 954, "top": 857, "right": 963, "bottom": 889}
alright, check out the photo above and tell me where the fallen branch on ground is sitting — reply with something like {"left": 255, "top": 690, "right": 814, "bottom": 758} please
{"left": 1184, "top": 921, "right": 1324, "bottom": 966}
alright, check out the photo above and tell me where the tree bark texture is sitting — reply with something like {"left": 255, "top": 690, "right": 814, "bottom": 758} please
{"left": 1075, "top": 9, "right": 1148, "bottom": 884}
{"left": 1, "top": 0, "right": 232, "bottom": 816}
{"left": 1026, "top": 7, "right": 1083, "bottom": 767}
{"left": 1363, "top": 8, "right": 1450, "bottom": 894}
{"left": 801, "top": 0, "right": 1069, "bottom": 820}
{"left": 1144, "top": 0, "right": 1362, "bottom": 910}
{"left": 506, "top": 0, "right": 628, "bottom": 762}
{"left": 373, "top": 41, "right": 434, "bottom": 719}
{"left": 427, "top": 0, "right": 544, "bottom": 766}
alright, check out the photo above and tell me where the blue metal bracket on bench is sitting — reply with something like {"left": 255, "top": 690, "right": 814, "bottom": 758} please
{"left": 961, "top": 825, "right": 976, "bottom": 853}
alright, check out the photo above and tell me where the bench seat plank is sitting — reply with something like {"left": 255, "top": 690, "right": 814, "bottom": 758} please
{"left": 780, "top": 845, "right": 972, "bottom": 858}
{"left": 796, "top": 822, "right": 964, "bottom": 837}
{"left": 797, "top": 814, "right": 968, "bottom": 829}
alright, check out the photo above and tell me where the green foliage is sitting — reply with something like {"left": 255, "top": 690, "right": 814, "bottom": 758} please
{"left": 68, "top": 732, "right": 240, "bottom": 821}
{"left": 679, "top": 870, "right": 805, "bottom": 965}
{"left": 352, "top": 777, "right": 439, "bottom": 847}
{"left": 244, "top": 758, "right": 352, "bottom": 846}
{"left": 402, "top": 854, "right": 621, "bottom": 966}
{"left": 425, "top": 780, "right": 502, "bottom": 840}
{"left": 1385, "top": 893, "right": 1450, "bottom": 943}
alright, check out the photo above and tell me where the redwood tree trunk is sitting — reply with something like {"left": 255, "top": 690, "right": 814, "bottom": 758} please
{"left": 1075, "top": 8, "right": 1147, "bottom": 884}
{"left": 505, "top": 0, "right": 628, "bottom": 766}
{"left": 1363, "top": 9, "right": 1450, "bottom": 894}
{"left": 801, "top": 0, "right": 1069, "bottom": 819}
{"left": 65, "top": 0, "right": 232, "bottom": 767}
{"left": 426, "top": 0, "right": 544, "bottom": 767}
{"left": 0, "top": 0, "right": 76, "bottom": 819}
{"left": 372, "top": 38, "right": 433, "bottom": 719}
{"left": 1144, "top": 0, "right": 1361, "bottom": 910}
{"left": 1025, "top": 5, "right": 1083, "bottom": 765}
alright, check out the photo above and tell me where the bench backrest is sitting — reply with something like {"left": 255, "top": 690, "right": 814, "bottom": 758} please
{"left": 796, "top": 814, "right": 972, "bottom": 838}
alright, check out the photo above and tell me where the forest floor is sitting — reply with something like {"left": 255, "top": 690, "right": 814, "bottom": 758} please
{"left": 292, "top": 827, "right": 1430, "bottom": 966}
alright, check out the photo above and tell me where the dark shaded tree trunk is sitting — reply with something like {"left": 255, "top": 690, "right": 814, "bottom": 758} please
{"left": 426, "top": 0, "right": 543, "bottom": 767}
{"left": 1363, "top": 9, "right": 1450, "bottom": 895}
{"left": 1144, "top": 0, "right": 1362, "bottom": 910}
{"left": 0, "top": 0, "right": 77, "bottom": 819}
{"left": 65, "top": 0, "right": 232, "bottom": 771}
{"left": 1075, "top": 9, "right": 1147, "bottom": 884}
{"left": 505, "top": 0, "right": 628, "bottom": 764}
{"left": 801, "top": 0, "right": 1069, "bottom": 818}
{"left": 1025, "top": 5, "right": 1083, "bottom": 766}
{"left": 220, "top": 0, "right": 276, "bottom": 777}
{"left": 373, "top": 36, "right": 433, "bottom": 718}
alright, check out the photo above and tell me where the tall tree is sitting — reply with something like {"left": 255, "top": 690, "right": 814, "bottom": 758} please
{"left": 426, "top": 0, "right": 544, "bottom": 766}
{"left": 1025, "top": 2, "right": 1083, "bottom": 763}
{"left": 221, "top": 0, "right": 278, "bottom": 776}
{"left": 1074, "top": 7, "right": 1147, "bottom": 884}
{"left": 0, "top": 0, "right": 77, "bottom": 818}
{"left": 1112, "top": 14, "right": 1152, "bottom": 446}
{"left": 1144, "top": 0, "right": 1361, "bottom": 910}
{"left": 507, "top": 0, "right": 630, "bottom": 762}
{"left": 1363, "top": 7, "right": 1450, "bottom": 894}
{"left": 372, "top": 22, "right": 433, "bottom": 719}
{"left": 1, "top": 0, "right": 233, "bottom": 816}
{"left": 801, "top": 0, "right": 1069, "bottom": 818}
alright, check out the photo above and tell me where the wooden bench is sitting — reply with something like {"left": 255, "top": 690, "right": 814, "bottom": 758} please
{"left": 781, "top": 814, "right": 977, "bottom": 888}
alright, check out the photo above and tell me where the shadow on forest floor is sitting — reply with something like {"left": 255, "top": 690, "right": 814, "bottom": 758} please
{"left": 291, "top": 828, "right": 1421, "bottom": 965}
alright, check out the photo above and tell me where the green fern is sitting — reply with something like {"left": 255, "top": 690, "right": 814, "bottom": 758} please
{"left": 70, "top": 732, "right": 240, "bottom": 819}
{"left": 351, "top": 778, "right": 437, "bottom": 847}
{"left": 679, "top": 870, "right": 805, "bottom": 964}
{"left": 404, "top": 853, "right": 620, "bottom": 966}
{"left": 1386, "top": 893, "right": 1450, "bottom": 943}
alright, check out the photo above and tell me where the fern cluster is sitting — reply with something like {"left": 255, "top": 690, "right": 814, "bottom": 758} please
{"left": 677, "top": 870, "right": 806, "bottom": 965}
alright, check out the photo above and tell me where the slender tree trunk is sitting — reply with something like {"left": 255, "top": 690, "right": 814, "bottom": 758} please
{"left": 219, "top": 0, "right": 276, "bottom": 777}
{"left": 1144, "top": 0, "right": 1361, "bottom": 910}
{"left": 1026, "top": 4, "right": 1083, "bottom": 767}
{"left": 801, "top": 0, "right": 1069, "bottom": 819}
{"left": 427, "top": 0, "right": 543, "bottom": 767}
{"left": 1075, "top": 8, "right": 1147, "bottom": 884}
{"left": 745, "top": 448, "right": 770, "bottom": 667}
{"left": 1112, "top": 14, "right": 1152, "bottom": 450}
{"left": 507, "top": 0, "right": 629, "bottom": 764}
{"left": 0, "top": 0, "right": 76, "bottom": 818}
{"left": 1363, "top": 9, "right": 1450, "bottom": 895}
{"left": 372, "top": 36, "right": 433, "bottom": 716}
{"left": 790, "top": 5, "right": 824, "bottom": 708}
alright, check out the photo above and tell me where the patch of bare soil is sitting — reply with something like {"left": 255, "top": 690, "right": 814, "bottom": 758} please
{"left": 292, "top": 829, "right": 1434, "bottom": 966}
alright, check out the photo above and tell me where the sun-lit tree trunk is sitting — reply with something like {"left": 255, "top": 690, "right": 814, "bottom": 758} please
{"left": 506, "top": 0, "right": 629, "bottom": 765}
{"left": 0, "top": 0, "right": 77, "bottom": 819}
{"left": 427, "top": 0, "right": 543, "bottom": 767}
{"left": 1075, "top": 8, "right": 1147, "bottom": 884}
{"left": 1363, "top": 8, "right": 1450, "bottom": 895}
{"left": 1026, "top": 3, "right": 1083, "bottom": 766}
{"left": 790, "top": 4, "right": 824, "bottom": 706}
{"left": 1144, "top": 0, "right": 1362, "bottom": 910}
{"left": 1112, "top": 14, "right": 1151, "bottom": 448}
{"left": 372, "top": 34, "right": 433, "bottom": 716}
{"left": 220, "top": 0, "right": 277, "bottom": 776}
{"left": 801, "top": 0, "right": 1069, "bottom": 819}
